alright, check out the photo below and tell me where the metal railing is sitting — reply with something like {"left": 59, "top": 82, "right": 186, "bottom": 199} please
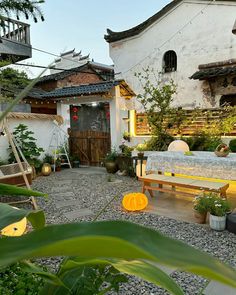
{"left": 0, "top": 16, "right": 30, "bottom": 45}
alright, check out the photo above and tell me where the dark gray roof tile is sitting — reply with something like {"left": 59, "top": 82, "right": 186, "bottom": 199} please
{"left": 42, "top": 81, "right": 119, "bottom": 99}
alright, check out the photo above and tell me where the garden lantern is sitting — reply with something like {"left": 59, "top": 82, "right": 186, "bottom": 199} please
{"left": 168, "top": 140, "right": 190, "bottom": 152}
{"left": 42, "top": 163, "right": 52, "bottom": 176}
{"left": 122, "top": 192, "right": 148, "bottom": 211}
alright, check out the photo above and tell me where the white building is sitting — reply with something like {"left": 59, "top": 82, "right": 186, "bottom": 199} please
{"left": 105, "top": 0, "right": 236, "bottom": 110}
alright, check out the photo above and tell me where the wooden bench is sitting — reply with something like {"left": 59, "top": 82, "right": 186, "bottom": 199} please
{"left": 139, "top": 174, "right": 229, "bottom": 198}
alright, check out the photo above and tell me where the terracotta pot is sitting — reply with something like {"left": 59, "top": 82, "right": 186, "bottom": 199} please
{"left": 193, "top": 210, "right": 207, "bottom": 224}
{"left": 55, "top": 166, "right": 61, "bottom": 172}
{"left": 105, "top": 161, "right": 118, "bottom": 174}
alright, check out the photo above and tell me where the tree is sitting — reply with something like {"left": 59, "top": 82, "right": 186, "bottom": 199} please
{"left": 0, "top": 67, "right": 29, "bottom": 100}
{"left": 0, "top": 0, "right": 45, "bottom": 22}
{"left": 135, "top": 68, "right": 180, "bottom": 150}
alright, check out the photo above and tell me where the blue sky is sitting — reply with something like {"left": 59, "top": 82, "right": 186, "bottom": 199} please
{"left": 18, "top": 0, "right": 170, "bottom": 77}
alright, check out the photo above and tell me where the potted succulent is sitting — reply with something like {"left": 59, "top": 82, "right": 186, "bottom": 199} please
{"left": 208, "top": 194, "right": 231, "bottom": 231}
{"left": 193, "top": 193, "right": 210, "bottom": 224}
{"left": 104, "top": 149, "right": 118, "bottom": 174}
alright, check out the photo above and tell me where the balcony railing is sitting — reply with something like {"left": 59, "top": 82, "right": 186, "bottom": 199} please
{"left": 0, "top": 16, "right": 30, "bottom": 45}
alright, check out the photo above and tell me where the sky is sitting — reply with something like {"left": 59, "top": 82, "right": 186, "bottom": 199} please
{"left": 15, "top": 0, "right": 170, "bottom": 77}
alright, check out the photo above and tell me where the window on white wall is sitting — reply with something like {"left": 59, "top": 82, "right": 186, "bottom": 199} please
{"left": 163, "top": 50, "right": 177, "bottom": 73}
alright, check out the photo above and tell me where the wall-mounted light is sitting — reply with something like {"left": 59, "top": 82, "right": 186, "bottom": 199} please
{"left": 92, "top": 102, "right": 98, "bottom": 107}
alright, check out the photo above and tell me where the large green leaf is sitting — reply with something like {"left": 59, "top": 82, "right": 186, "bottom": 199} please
{"left": 51, "top": 258, "right": 183, "bottom": 295}
{"left": 0, "top": 221, "right": 235, "bottom": 290}
{"left": 0, "top": 203, "right": 45, "bottom": 230}
{"left": 0, "top": 183, "right": 48, "bottom": 197}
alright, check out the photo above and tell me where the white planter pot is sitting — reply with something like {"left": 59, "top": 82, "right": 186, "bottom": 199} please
{"left": 209, "top": 214, "right": 226, "bottom": 231}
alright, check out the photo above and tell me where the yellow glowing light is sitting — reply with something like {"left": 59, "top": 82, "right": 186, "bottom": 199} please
{"left": 1, "top": 217, "right": 27, "bottom": 237}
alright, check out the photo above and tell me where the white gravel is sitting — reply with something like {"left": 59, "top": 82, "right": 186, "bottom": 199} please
{"left": 32, "top": 169, "right": 236, "bottom": 295}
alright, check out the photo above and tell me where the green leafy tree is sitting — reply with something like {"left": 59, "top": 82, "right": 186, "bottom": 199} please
{"left": 0, "top": 0, "right": 45, "bottom": 22}
{"left": 135, "top": 69, "right": 179, "bottom": 150}
{"left": 8, "top": 123, "right": 44, "bottom": 167}
{"left": 0, "top": 68, "right": 29, "bottom": 100}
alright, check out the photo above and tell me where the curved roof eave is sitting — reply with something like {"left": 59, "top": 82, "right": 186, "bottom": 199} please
{"left": 104, "top": 0, "right": 182, "bottom": 43}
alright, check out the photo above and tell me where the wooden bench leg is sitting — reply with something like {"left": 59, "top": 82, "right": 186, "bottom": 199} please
{"left": 158, "top": 171, "right": 163, "bottom": 189}
{"left": 220, "top": 188, "right": 228, "bottom": 199}
{"left": 142, "top": 181, "right": 154, "bottom": 198}
{"left": 171, "top": 172, "right": 175, "bottom": 190}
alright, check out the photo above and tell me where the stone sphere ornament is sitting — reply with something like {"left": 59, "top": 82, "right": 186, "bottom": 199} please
{"left": 168, "top": 140, "right": 190, "bottom": 152}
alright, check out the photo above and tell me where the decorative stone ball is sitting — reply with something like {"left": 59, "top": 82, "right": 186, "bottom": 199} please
{"left": 122, "top": 192, "right": 148, "bottom": 212}
{"left": 168, "top": 140, "right": 190, "bottom": 152}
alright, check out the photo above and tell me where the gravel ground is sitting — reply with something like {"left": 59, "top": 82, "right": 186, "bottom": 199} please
{"left": 32, "top": 169, "right": 236, "bottom": 295}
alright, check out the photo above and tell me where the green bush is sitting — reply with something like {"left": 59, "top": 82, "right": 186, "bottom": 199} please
{"left": 146, "top": 133, "right": 174, "bottom": 151}
{"left": 229, "top": 139, "right": 236, "bottom": 152}
{"left": 182, "top": 132, "right": 222, "bottom": 151}
{"left": 0, "top": 263, "right": 44, "bottom": 295}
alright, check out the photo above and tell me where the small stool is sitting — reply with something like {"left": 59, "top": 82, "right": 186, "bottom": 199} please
{"left": 226, "top": 213, "right": 236, "bottom": 234}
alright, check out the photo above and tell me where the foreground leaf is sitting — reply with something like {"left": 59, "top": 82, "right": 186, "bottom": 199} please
{"left": 0, "top": 183, "right": 48, "bottom": 197}
{"left": 0, "top": 221, "right": 235, "bottom": 290}
{"left": 0, "top": 203, "right": 45, "bottom": 230}
{"left": 53, "top": 258, "right": 183, "bottom": 295}
{"left": 0, "top": 221, "right": 236, "bottom": 287}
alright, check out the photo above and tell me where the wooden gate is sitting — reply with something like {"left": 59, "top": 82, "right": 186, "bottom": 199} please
{"left": 69, "top": 130, "right": 111, "bottom": 166}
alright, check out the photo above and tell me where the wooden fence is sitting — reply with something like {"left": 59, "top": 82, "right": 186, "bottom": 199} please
{"left": 135, "top": 108, "right": 236, "bottom": 136}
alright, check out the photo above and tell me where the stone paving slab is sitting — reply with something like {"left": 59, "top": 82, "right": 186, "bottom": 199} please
{"left": 50, "top": 192, "right": 75, "bottom": 199}
{"left": 50, "top": 186, "right": 72, "bottom": 193}
{"left": 203, "top": 281, "right": 236, "bottom": 295}
{"left": 63, "top": 208, "right": 94, "bottom": 221}
{"left": 54, "top": 199, "right": 79, "bottom": 209}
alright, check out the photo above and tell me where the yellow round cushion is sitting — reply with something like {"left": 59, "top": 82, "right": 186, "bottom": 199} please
{"left": 0, "top": 217, "right": 27, "bottom": 237}
{"left": 122, "top": 192, "right": 148, "bottom": 212}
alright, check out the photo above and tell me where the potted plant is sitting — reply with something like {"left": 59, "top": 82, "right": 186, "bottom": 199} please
{"left": 123, "top": 131, "right": 130, "bottom": 142}
{"left": 104, "top": 149, "right": 118, "bottom": 173}
{"left": 208, "top": 194, "right": 231, "bottom": 231}
{"left": 192, "top": 193, "right": 210, "bottom": 224}
{"left": 55, "top": 158, "right": 61, "bottom": 172}
{"left": 136, "top": 143, "right": 147, "bottom": 158}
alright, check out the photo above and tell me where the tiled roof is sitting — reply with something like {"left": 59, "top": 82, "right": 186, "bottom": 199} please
{"left": 105, "top": 0, "right": 236, "bottom": 43}
{"left": 190, "top": 66, "right": 236, "bottom": 80}
{"left": 42, "top": 81, "right": 119, "bottom": 99}
{"left": 38, "top": 62, "right": 114, "bottom": 83}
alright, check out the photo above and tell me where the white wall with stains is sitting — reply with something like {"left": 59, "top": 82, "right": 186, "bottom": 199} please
{"left": 109, "top": 0, "right": 236, "bottom": 110}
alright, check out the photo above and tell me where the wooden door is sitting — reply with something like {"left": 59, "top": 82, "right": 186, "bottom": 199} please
{"left": 69, "top": 130, "right": 110, "bottom": 166}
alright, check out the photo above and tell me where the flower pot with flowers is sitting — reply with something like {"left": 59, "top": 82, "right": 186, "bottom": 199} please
{"left": 214, "top": 144, "right": 230, "bottom": 157}
{"left": 193, "top": 192, "right": 210, "bottom": 224}
{"left": 55, "top": 158, "right": 62, "bottom": 172}
{"left": 208, "top": 194, "right": 231, "bottom": 231}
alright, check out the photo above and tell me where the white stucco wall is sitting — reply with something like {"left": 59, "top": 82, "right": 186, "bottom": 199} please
{"left": 0, "top": 119, "right": 60, "bottom": 161}
{"left": 109, "top": 0, "right": 236, "bottom": 110}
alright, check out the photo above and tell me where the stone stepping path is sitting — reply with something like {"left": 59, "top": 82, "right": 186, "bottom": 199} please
{"left": 203, "top": 281, "right": 236, "bottom": 295}
{"left": 64, "top": 208, "right": 94, "bottom": 221}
